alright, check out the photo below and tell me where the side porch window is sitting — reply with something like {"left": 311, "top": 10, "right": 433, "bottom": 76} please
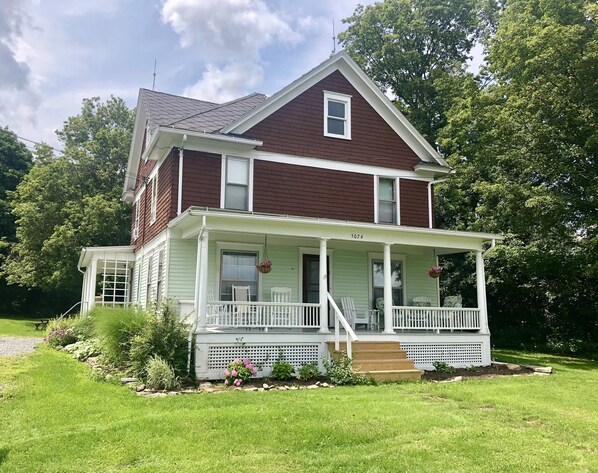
{"left": 219, "top": 251, "right": 258, "bottom": 301}
{"left": 372, "top": 260, "right": 403, "bottom": 308}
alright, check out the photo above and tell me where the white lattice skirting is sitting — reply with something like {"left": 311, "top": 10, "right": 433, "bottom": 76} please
{"left": 401, "top": 342, "right": 484, "bottom": 370}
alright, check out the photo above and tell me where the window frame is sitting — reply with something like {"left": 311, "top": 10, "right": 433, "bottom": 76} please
{"left": 149, "top": 175, "right": 158, "bottom": 224}
{"left": 156, "top": 250, "right": 164, "bottom": 305}
{"left": 367, "top": 252, "right": 406, "bottom": 310}
{"left": 215, "top": 242, "right": 263, "bottom": 302}
{"left": 146, "top": 255, "right": 153, "bottom": 305}
{"left": 220, "top": 155, "right": 253, "bottom": 211}
{"left": 374, "top": 176, "right": 401, "bottom": 225}
{"left": 133, "top": 200, "right": 140, "bottom": 240}
{"left": 323, "top": 91, "right": 351, "bottom": 140}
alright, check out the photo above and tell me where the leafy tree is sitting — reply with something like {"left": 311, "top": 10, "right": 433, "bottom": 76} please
{"left": 438, "top": 0, "right": 598, "bottom": 354}
{"left": 4, "top": 97, "right": 134, "bottom": 307}
{"left": 339, "top": 0, "right": 498, "bottom": 143}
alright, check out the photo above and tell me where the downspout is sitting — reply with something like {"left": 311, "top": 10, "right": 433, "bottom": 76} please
{"left": 177, "top": 134, "right": 187, "bottom": 216}
{"left": 187, "top": 215, "right": 207, "bottom": 375}
{"left": 427, "top": 178, "right": 447, "bottom": 229}
{"left": 483, "top": 239, "right": 497, "bottom": 258}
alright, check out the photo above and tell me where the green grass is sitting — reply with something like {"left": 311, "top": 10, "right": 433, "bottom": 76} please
{"left": 1, "top": 348, "right": 597, "bottom": 473}
{"left": 0, "top": 314, "right": 46, "bottom": 337}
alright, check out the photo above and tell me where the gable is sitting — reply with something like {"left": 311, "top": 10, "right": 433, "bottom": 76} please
{"left": 245, "top": 70, "right": 421, "bottom": 170}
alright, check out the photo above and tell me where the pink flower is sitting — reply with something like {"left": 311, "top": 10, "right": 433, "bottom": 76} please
{"left": 243, "top": 358, "right": 250, "bottom": 366}
{"left": 233, "top": 359, "right": 240, "bottom": 364}
{"left": 246, "top": 363, "right": 254, "bottom": 370}
{"left": 234, "top": 379, "right": 242, "bottom": 386}
{"left": 224, "top": 369, "right": 230, "bottom": 377}
{"left": 224, "top": 379, "right": 229, "bottom": 385}
{"left": 231, "top": 369, "right": 237, "bottom": 377}
{"left": 252, "top": 368, "right": 257, "bottom": 376}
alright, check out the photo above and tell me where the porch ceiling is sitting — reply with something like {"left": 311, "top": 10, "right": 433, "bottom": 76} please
{"left": 169, "top": 208, "right": 502, "bottom": 254}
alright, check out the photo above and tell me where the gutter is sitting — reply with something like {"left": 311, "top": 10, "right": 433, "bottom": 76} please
{"left": 177, "top": 134, "right": 187, "bottom": 215}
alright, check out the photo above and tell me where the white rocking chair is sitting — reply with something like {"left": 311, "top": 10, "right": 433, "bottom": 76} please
{"left": 341, "top": 297, "right": 369, "bottom": 330}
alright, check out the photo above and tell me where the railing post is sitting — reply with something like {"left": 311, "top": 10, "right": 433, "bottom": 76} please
{"left": 318, "top": 238, "right": 330, "bottom": 333}
{"left": 476, "top": 250, "right": 490, "bottom": 334}
{"left": 383, "top": 243, "right": 395, "bottom": 333}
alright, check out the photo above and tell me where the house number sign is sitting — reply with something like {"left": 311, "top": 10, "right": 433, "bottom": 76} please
{"left": 350, "top": 233, "right": 364, "bottom": 240}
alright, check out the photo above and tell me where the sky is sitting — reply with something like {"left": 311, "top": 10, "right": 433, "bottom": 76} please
{"left": 0, "top": 0, "right": 379, "bottom": 150}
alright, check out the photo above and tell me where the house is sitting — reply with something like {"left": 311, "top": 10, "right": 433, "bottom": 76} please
{"left": 77, "top": 52, "right": 502, "bottom": 380}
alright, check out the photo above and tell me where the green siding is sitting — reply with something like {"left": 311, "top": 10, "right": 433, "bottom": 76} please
{"left": 167, "top": 239, "right": 197, "bottom": 301}
{"left": 260, "top": 245, "right": 299, "bottom": 301}
{"left": 405, "top": 254, "right": 439, "bottom": 305}
{"left": 332, "top": 250, "right": 369, "bottom": 312}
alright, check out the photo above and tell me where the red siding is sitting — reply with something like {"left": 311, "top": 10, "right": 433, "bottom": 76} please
{"left": 253, "top": 161, "right": 373, "bottom": 222}
{"left": 181, "top": 151, "right": 222, "bottom": 211}
{"left": 400, "top": 179, "right": 429, "bottom": 228}
{"left": 246, "top": 70, "right": 422, "bottom": 170}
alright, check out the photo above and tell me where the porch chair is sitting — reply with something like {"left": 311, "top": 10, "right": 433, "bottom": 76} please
{"left": 232, "top": 285, "right": 252, "bottom": 326}
{"left": 206, "top": 290, "right": 223, "bottom": 325}
{"left": 443, "top": 295, "right": 462, "bottom": 308}
{"left": 271, "top": 287, "right": 293, "bottom": 327}
{"left": 411, "top": 296, "right": 433, "bottom": 332}
{"left": 341, "top": 297, "right": 369, "bottom": 330}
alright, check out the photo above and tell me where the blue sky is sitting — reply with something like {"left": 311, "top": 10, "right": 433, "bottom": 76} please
{"left": 0, "top": 0, "right": 377, "bottom": 149}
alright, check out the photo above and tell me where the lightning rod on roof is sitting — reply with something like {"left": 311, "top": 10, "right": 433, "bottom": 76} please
{"left": 152, "top": 58, "right": 157, "bottom": 90}
{"left": 331, "top": 20, "right": 336, "bottom": 56}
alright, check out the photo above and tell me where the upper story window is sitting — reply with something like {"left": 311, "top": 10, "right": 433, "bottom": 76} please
{"left": 222, "top": 156, "right": 252, "bottom": 211}
{"left": 324, "top": 91, "right": 351, "bottom": 140}
{"left": 133, "top": 201, "right": 140, "bottom": 240}
{"left": 149, "top": 175, "right": 158, "bottom": 224}
{"left": 377, "top": 177, "right": 399, "bottom": 225}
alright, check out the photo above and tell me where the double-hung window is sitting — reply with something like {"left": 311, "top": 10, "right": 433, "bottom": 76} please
{"left": 223, "top": 157, "right": 250, "bottom": 211}
{"left": 133, "top": 201, "right": 140, "bottom": 240}
{"left": 372, "top": 260, "right": 404, "bottom": 308}
{"left": 149, "top": 175, "right": 158, "bottom": 224}
{"left": 378, "top": 177, "right": 398, "bottom": 224}
{"left": 324, "top": 91, "right": 351, "bottom": 139}
{"left": 219, "top": 251, "right": 258, "bottom": 301}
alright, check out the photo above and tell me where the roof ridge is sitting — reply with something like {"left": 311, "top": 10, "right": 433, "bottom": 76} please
{"left": 165, "top": 91, "right": 266, "bottom": 127}
{"left": 139, "top": 88, "right": 218, "bottom": 107}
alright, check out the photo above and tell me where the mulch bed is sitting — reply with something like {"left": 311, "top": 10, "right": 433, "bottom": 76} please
{"left": 423, "top": 363, "right": 536, "bottom": 381}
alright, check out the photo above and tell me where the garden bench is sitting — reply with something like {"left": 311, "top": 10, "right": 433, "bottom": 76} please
{"left": 34, "top": 319, "right": 50, "bottom": 331}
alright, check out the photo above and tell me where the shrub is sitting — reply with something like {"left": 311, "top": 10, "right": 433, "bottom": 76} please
{"left": 45, "top": 319, "right": 77, "bottom": 348}
{"left": 271, "top": 359, "right": 295, "bottom": 381}
{"left": 323, "top": 352, "right": 362, "bottom": 385}
{"left": 224, "top": 358, "right": 257, "bottom": 387}
{"left": 145, "top": 355, "right": 180, "bottom": 391}
{"left": 297, "top": 363, "right": 320, "bottom": 381}
{"left": 70, "top": 312, "right": 97, "bottom": 341}
{"left": 94, "top": 307, "right": 148, "bottom": 366}
{"left": 63, "top": 339, "right": 101, "bottom": 361}
{"left": 432, "top": 361, "right": 455, "bottom": 374}
{"left": 129, "top": 302, "right": 189, "bottom": 379}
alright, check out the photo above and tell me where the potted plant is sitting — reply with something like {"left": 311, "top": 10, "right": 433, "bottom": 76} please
{"left": 256, "top": 260, "right": 272, "bottom": 274}
{"left": 427, "top": 265, "right": 442, "bottom": 278}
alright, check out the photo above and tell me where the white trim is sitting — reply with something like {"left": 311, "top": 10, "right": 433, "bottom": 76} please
{"left": 133, "top": 201, "right": 140, "bottom": 241}
{"left": 215, "top": 241, "right": 264, "bottom": 301}
{"left": 323, "top": 91, "right": 351, "bottom": 140}
{"left": 375, "top": 175, "right": 400, "bottom": 225}
{"left": 373, "top": 176, "right": 379, "bottom": 224}
{"left": 149, "top": 174, "right": 158, "bottom": 225}
{"left": 396, "top": 177, "right": 401, "bottom": 226}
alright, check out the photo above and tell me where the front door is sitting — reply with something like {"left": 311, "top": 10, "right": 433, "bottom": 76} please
{"left": 302, "top": 254, "right": 330, "bottom": 326}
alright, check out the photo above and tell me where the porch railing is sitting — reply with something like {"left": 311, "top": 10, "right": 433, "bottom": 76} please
{"left": 206, "top": 302, "right": 320, "bottom": 329}
{"left": 327, "top": 292, "right": 358, "bottom": 358}
{"left": 392, "top": 306, "right": 481, "bottom": 331}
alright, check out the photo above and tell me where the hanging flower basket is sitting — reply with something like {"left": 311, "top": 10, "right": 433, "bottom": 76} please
{"left": 427, "top": 266, "right": 442, "bottom": 278}
{"left": 257, "top": 260, "right": 272, "bottom": 274}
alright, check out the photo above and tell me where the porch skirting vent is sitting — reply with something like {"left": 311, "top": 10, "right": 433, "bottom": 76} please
{"left": 207, "top": 344, "right": 320, "bottom": 371}
{"left": 401, "top": 342, "right": 483, "bottom": 369}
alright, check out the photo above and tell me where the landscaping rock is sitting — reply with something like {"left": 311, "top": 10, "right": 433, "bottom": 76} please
{"left": 506, "top": 364, "right": 521, "bottom": 371}
{"left": 439, "top": 376, "right": 463, "bottom": 383}
{"left": 307, "top": 384, "right": 319, "bottom": 389}
{"left": 321, "top": 382, "right": 330, "bottom": 388}
{"left": 121, "top": 377, "right": 138, "bottom": 384}
{"left": 277, "top": 386, "right": 288, "bottom": 391}
{"left": 136, "top": 384, "right": 146, "bottom": 392}
{"left": 199, "top": 382, "right": 213, "bottom": 390}
{"left": 263, "top": 383, "right": 270, "bottom": 390}
{"left": 525, "top": 365, "right": 553, "bottom": 374}
{"left": 244, "top": 387, "right": 258, "bottom": 392}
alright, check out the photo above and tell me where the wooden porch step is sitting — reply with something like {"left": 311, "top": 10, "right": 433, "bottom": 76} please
{"left": 326, "top": 341, "right": 421, "bottom": 382}
{"left": 357, "top": 369, "right": 422, "bottom": 382}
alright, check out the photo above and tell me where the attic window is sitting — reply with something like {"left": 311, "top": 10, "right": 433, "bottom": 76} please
{"left": 324, "top": 91, "right": 351, "bottom": 140}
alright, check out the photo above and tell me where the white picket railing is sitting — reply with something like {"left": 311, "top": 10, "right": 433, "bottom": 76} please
{"left": 392, "top": 306, "right": 481, "bottom": 332}
{"left": 206, "top": 301, "right": 320, "bottom": 329}
{"left": 327, "top": 292, "right": 358, "bottom": 358}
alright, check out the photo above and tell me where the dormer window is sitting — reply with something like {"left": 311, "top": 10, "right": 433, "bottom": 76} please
{"left": 324, "top": 91, "right": 351, "bottom": 140}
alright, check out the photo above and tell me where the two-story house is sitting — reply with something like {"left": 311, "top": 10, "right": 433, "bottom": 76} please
{"left": 77, "top": 52, "right": 502, "bottom": 380}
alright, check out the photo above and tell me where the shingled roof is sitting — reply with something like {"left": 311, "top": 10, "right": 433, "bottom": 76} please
{"left": 139, "top": 88, "right": 267, "bottom": 134}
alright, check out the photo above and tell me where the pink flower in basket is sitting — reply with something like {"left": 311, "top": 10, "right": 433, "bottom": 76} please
{"left": 427, "top": 266, "right": 442, "bottom": 278}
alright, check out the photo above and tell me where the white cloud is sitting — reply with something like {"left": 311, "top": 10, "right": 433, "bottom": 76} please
{"left": 161, "top": 0, "right": 302, "bottom": 59}
{"left": 183, "top": 61, "right": 264, "bottom": 103}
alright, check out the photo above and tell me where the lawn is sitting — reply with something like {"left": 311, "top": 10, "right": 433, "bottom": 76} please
{"left": 0, "top": 348, "right": 597, "bottom": 473}
{"left": 0, "top": 314, "right": 46, "bottom": 338}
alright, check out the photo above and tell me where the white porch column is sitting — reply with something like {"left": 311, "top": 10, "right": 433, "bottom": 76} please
{"left": 383, "top": 243, "right": 395, "bottom": 334}
{"left": 476, "top": 250, "right": 490, "bottom": 334}
{"left": 195, "top": 229, "right": 210, "bottom": 332}
{"left": 80, "top": 270, "right": 89, "bottom": 313}
{"left": 318, "top": 238, "right": 330, "bottom": 333}
{"left": 87, "top": 258, "right": 98, "bottom": 309}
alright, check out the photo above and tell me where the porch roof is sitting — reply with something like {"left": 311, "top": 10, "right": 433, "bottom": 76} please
{"left": 78, "top": 246, "right": 136, "bottom": 269}
{"left": 168, "top": 208, "right": 503, "bottom": 254}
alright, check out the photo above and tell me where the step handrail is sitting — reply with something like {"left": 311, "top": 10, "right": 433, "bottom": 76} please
{"left": 327, "top": 292, "right": 358, "bottom": 358}
{"left": 57, "top": 301, "right": 82, "bottom": 320}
